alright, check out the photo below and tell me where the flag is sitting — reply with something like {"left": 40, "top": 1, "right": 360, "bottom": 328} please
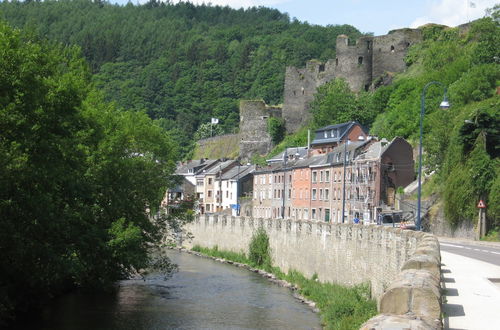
{"left": 211, "top": 118, "right": 219, "bottom": 124}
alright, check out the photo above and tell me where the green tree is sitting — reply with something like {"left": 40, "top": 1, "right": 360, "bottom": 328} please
{"left": 267, "top": 117, "right": 285, "bottom": 144}
{"left": 0, "top": 21, "right": 178, "bottom": 324}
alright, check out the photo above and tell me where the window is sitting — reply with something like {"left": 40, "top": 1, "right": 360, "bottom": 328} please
{"left": 312, "top": 171, "right": 317, "bottom": 183}
{"left": 304, "top": 208, "right": 309, "bottom": 220}
{"left": 324, "top": 131, "right": 328, "bottom": 138}
{"left": 206, "top": 204, "right": 210, "bottom": 211}
{"left": 325, "top": 170, "right": 330, "bottom": 182}
{"left": 208, "top": 178, "right": 213, "bottom": 185}
{"left": 325, "top": 209, "right": 331, "bottom": 222}
{"left": 288, "top": 189, "right": 291, "bottom": 200}
{"left": 312, "top": 208, "right": 317, "bottom": 220}
{"left": 197, "top": 179, "right": 203, "bottom": 186}
{"left": 312, "top": 189, "right": 317, "bottom": 200}
{"left": 358, "top": 56, "right": 363, "bottom": 65}
{"left": 325, "top": 189, "right": 329, "bottom": 200}
{"left": 319, "top": 189, "right": 323, "bottom": 200}
{"left": 208, "top": 190, "right": 212, "bottom": 197}
{"left": 320, "top": 171, "right": 323, "bottom": 182}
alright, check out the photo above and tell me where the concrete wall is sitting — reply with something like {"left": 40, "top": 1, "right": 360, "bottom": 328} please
{"left": 184, "top": 215, "right": 423, "bottom": 298}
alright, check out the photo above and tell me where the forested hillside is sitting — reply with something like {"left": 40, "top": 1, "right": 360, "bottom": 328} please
{"left": 0, "top": 0, "right": 361, "bottom": 155}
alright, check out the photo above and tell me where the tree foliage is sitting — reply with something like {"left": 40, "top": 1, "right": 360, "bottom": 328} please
{"left": 0, "top": 0, "right": 362, "bottom": 157}
{"left": 267, "top": 116, "right": 285, "bottom": 145}
{"left": 0, "top": 21, "right": 177, "bottom": 324}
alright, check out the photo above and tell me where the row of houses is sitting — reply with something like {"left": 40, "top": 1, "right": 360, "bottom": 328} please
{"left": 164, "top": 158, "right": 255, "bottom": 215}
{"left": 165, "top": 121, "right": 415, "bottom": 223}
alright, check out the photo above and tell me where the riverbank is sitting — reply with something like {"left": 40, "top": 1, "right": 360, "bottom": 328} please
{"left": 181, "top": 245, "right": 377, "bottom": 330}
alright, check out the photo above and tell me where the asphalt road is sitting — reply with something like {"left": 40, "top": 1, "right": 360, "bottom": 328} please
{"left": 439, "top": 241, "right": 500, "bottom": 266}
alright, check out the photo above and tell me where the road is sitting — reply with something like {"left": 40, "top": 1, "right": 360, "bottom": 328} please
{"left": 439, "top": 238, "right": 500, "bottom": 330}
{"left": 440, "top": 241, "right": 500, "bottom": 266}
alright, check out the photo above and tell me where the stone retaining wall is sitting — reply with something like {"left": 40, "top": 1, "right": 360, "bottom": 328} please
{"left": 184, "top": 215, "right": 442, "bottom": 329}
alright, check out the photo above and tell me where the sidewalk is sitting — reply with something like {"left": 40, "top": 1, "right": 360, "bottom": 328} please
{"left": 441, "top": 251, "right": 500, "bottom": 330}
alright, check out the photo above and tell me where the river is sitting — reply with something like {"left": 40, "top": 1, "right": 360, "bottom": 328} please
{"left": 29, "top": 250, "right": 320, "bottom": 329}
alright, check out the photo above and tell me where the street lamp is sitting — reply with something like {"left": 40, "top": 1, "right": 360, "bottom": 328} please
{"left": 416, "top": 81, "right": 450, "bottom": 231}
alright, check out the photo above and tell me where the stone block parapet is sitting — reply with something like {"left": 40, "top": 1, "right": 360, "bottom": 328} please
{"left": 363, "top": 234, "right": 442, "bottom": 329}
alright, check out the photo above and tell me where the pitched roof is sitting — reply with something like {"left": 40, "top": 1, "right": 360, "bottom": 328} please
{"left": 221, "top": 164, "right": 256, "bottom": 180}
{"left": 266, "top": 147, "right": 309, "bottom": 163}
{"left": 311, "top": 121, "right": 367, "bottom": 146}
{"left": 204, "top": 160, "right": 236, "bottom": 175}
{"left": 175, "top": 159, "right": 218, "bottom": 175}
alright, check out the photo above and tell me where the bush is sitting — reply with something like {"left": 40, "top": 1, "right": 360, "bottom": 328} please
{"left": 248, "top": 227, "right": 271, "bottom": 268}
{"left": 267, "top": 117, "right": 285, "bottom": 145}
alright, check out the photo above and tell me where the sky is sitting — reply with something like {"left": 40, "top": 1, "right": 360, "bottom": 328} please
{"left": 116, "top": 0, "right": 498, "bottom": 35}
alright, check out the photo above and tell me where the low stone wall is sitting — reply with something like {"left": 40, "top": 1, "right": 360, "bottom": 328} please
{"left": 184, "top": 215, "right": 442, "bottom": 329}
{"left": 362, "top": 234, "right": 442, "bottom": 329}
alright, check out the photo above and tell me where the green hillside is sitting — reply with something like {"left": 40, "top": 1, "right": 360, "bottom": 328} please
{"left": 0, "top": 0, "right": 362, "bottom": 156}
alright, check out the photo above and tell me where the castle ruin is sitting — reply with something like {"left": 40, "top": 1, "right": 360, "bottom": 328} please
{"left": 239, "top": 28, "right": 423, "bottom": 159}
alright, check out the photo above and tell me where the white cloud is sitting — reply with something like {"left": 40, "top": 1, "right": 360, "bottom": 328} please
{"left": 410, "top": 0, "right": 498, "bottom": 28}
{"left": 167, "top": 0, "right": 291, "bottom": 9}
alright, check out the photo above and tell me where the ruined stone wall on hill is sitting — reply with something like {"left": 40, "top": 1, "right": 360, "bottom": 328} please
{"left": 334, "top": 34, "right": 373, "bottom": 92}
{"left": 239, "top": 100, "right": 281, "bottom": 160}
{"left": 281, "top": 29, "right": 423, "bottom": 134}
{"left": 372, "top": 29, "right": 422, "bottom": 79}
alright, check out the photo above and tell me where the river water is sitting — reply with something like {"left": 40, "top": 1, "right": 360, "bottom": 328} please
{"left": 32, "top": 250, "right": 320, "bottom": 329}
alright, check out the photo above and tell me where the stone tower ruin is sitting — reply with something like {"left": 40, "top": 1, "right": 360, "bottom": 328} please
{"left": 239, "top": 28, "right": 423, "bottom": 159}
{"left": 282, "top": 28, "right": 422, "bottom": 134}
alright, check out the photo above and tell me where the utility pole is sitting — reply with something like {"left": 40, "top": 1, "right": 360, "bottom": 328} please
{"left": 341, "top": 140, "right": 349, "bottom": 223}
{"left": 236, "top": 160, "right": 241, "bottom": 216}
{"left": 218, "top": 164, "right": 222, "bottom": 212}
{"left": 282, "top": 148, "right": 288, "bottom": 219}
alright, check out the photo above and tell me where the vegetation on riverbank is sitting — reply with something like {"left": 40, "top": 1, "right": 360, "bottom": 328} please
{"left": 0, "top": 21, "right": 181, "bottom": 325}
{"left": 192, "top": 228, "right": 377, "bottom": 329}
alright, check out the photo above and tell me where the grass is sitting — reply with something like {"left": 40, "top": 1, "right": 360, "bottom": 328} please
{"left": 191, "top": 245, "right": 377, "bottom": 329}
{"left": 192, "top": 134, "right": 239, "bottom": 160}
{"left": 482, "top": 228, "right": 500, "bottom": 242}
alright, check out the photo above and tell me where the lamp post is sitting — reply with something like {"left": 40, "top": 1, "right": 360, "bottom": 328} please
{"left": 416, "top": 81, "right": 450, "bottom": 231}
